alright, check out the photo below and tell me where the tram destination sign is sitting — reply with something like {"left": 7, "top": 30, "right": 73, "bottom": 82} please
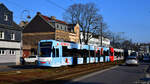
{"left": 40, "top": 42, "right": 52, "bottom": 47}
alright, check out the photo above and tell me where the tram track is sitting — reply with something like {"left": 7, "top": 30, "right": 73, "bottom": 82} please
{"left": 0, "top": 61, "right": 124, "bottom": 84}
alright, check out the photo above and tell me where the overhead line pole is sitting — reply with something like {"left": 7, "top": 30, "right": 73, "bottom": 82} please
{"left": 100, "top": 22, "right": 103, "bottom": 47}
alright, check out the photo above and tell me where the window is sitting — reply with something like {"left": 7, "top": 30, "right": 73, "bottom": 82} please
{"left": 0, "top": 31, "right": 4, "bottom": 39}
{"left": 62, "top": 46, "right": 69, "bottom": 57}
{"left": 9, "top": 50, "right": 15, "bottom": 55}
{"left": 104, "top": 50, "right": 109, "bottom": 56}
{"left": 57, "top": 24, "right": 59, "bottom": 28}
{"left": 52, "top": 47, "right": 55, "bottom": 57}
{"left": 56, "top": 49, "right": 59, "bottom": 57}
{"left": 90, "top": 50, "right": 95, "bottom": 57}
{"left": 10, "top": 33, "right": 15, "bottom": 40}
{"left": 61, "top": 26, "right": 63, "bottom": 30}
{"left": 0, "top": 50, "right": 5, "bottom": 55}
{"left": 40, "top": 42, "right": 52, "bottom": 57}
{"left": 28, "top": 56, "right": 36, "bottom": 58}
{"left": 4, "top": 15, "right": 8, "bottom": 21}
{"left": 65, "top": 26, "right": 67, "bottom": 31}
{"left": 96, "top": 50, "right": 100, "bottom": 57}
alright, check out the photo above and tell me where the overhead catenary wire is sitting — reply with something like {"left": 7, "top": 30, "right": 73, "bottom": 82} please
{"left": 4, "top": 0, "right": 36, "bottom": 12}
{"left": 3, "top": 0, "right": 38, "bottom": 22}
{"left": 45, "top": 0, "right": 66, "bottom": 11}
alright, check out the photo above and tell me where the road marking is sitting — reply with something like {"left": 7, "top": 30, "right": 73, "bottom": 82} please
{"left": 71, "top": 66, "right": 118, "bottom": 82}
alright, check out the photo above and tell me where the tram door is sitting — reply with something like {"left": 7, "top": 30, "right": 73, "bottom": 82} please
{"left": 72, "top": 48, "right": 78, "bottom": 65}
{"left": 51, "top": 46, "right": 62, "bottom": 67}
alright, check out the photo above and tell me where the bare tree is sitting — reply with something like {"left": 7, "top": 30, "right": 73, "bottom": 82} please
{"left": 63, "top": 3, "right": 109, "bottom": 44}
{"left": 110, "top": 32, "right": 126, "bottom": 48}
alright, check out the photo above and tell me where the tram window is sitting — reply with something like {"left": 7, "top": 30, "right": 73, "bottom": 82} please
{"left": 76, "top": 49, "right": 83, "bottom": 57}
{"left": 119, "top": 52, "right": 121, "bottom": 56}
{"left": 110, "top": 52, "right": 113, "bottom": 56}
{"left": 96, "top": 50, "right": 100, "bottom": 57}
{"left": 90, "top": 50, "right": 94, "bottom": 57}
{"left": 103, "top": 51, "right": 106, "bottom": 56}
{"left": 52, "top": 47, "right": 55, "bottom": 57}
{"left": 122, "top": 52, "right": 124, "bottom": 56}
{"left": 110, "top": 50, "right": 114, "bottom": 56}
{"left": 72, "top": 48, "right": 78, "bottom": 57}
{"left": 83, "top": 49, "right": 88, "bottom": 57}
{"left": 104, "top": 51, "right": 109, "bottom": 56}
{"left": 40, "top": 47, "right": 51, "bottom": 57}
{"left": 62, "top": 46, "right": 67, "bottom": 57}
{"left": 56, "top": 49, "right": 59, "bottom": 57}
{"left": 116, "top": 52, "right": 118, "bottom": 56}
{"left": 62, "top": 46, "right": 73, "bottom": 57}
{"left": 114, "top": 51, "right": 116, "bottom": 56}
{"left": 100, "top": 50, "right": 104, "bottom": 56}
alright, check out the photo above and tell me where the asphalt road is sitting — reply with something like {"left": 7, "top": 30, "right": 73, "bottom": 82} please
{"left": 67, "top": 62, "right": 150, "bottom": 84}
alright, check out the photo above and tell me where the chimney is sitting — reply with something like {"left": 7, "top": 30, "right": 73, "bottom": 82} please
{"left": 37, "top": 12, "right": 41, "bottom": 15}
{"left": 19, "top": 21, "right": 28, "bottom": 28}
{"left": 51, "top": 16, "right": 56, "bottom": 19}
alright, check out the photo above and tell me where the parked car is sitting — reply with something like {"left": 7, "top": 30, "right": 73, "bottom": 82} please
{"left": 143, "top": 56, "right": 150, "bottom": 61}
{"left": 24, "top": 55, "right": 38, "bottom": 64}
{"left": 125, "top": 56, "right": 138, "bottom": 65}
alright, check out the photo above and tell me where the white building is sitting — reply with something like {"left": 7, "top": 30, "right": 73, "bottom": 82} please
{"left": 80, "top": 32, "right": 110, "bottom": 47}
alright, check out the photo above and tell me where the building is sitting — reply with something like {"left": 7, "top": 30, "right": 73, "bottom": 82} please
{"left": 22, "top": 12, "right": 79, "bottom": 57}
{"left": 80, "top": 32, "right": 110, "bottom": 47}
{"left": 0, "top": 3, "right": 22, "bottom": 65}
{"left": 139, "top": 44, "right": 150, "bottom": 54}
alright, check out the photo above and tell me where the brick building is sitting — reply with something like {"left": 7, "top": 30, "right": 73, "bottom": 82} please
{"left": 22, "top": 12, "right": 79, "bottom": 57}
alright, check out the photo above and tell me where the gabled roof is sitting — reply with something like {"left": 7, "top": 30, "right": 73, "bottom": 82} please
{"left": 0, "top": 3, "right": 12, "bottom": 12}
{"left": 41, "top": 15, "right": 67, "bottom": 25}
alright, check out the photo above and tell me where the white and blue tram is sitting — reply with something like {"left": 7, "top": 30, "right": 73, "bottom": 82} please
{"left": 38, "top": 40, "right": 114, "bottom": 67}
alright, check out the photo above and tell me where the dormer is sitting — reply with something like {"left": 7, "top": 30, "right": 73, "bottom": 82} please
{"left": 0, "top": 3, "right": 13, "bottom": 25}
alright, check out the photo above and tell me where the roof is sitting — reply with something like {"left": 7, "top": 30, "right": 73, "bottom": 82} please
{"left": 0, "top": 3, "right": 12, "bottom": 12}
{"left": 41, "top": 15, "right": 67, "bottom": 25}
{"left": 12, "top": 22, "right": 23, "bottom": 30}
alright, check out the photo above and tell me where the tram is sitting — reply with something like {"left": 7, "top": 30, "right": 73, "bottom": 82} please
{"left": 38, "top": 40, "right": 114, "bottom": 67}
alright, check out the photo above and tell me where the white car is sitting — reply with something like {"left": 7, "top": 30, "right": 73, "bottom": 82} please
{"left": 24, "top": 55, "right": 38, "bottom": 64}
{"left": 126, "top": 56, "right": 138, "bottom": 65}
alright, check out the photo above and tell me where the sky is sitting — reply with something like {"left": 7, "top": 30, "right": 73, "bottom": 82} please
{"left": 0, "top": 0, "right": 150, "bottom": 43}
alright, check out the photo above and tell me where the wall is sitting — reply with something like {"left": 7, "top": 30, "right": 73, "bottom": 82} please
{"left": 23, "top": 32, "right": 55, "bottom": 57}
{"left": 0, "top": 4, "right": 13, "bottom": 26}
{"left": 55, "top": 30, "right": 70, "bottom": 41}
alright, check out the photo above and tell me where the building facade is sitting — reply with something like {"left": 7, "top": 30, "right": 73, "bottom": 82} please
{"left": 80, "top": 32, "right": 110, "bottom": 47}
{"left": 0, "top": 3, "right": 22, "bottom": 65}
{"left": 22, "top": 12, "right": 79, "bottom": 57}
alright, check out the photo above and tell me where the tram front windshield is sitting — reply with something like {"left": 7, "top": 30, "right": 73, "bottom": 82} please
{"left": 40, "top": 42, "right": 52, "bottom": 57}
